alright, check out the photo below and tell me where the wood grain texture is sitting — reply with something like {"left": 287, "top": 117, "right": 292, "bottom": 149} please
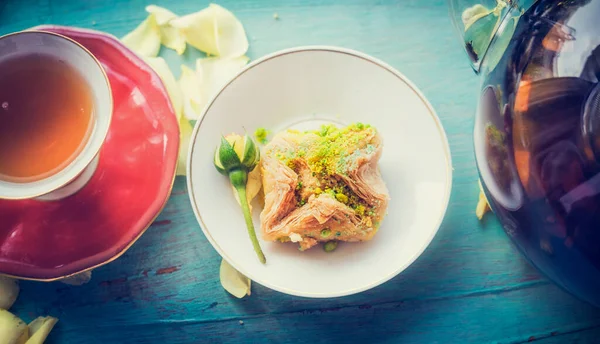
{"left": 2, "top": 0, "right": 600, "bottom": 343}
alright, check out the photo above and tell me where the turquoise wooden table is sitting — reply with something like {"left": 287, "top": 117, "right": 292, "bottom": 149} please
{"left": 2, "top": 0, "right": 600, "bottom": 343}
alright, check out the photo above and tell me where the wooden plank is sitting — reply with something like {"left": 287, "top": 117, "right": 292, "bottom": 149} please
{"left": 529, "top": 326, "right": 600, "bottom": 344}
{"left": 25, "top": 283, "right": 600, "bottom": 343}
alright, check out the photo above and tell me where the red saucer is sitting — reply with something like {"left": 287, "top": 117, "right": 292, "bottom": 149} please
{"left": 0, "top": 26, "right": 179, "bottom": 280}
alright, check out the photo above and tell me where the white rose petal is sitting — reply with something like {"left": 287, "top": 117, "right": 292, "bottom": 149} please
{"left": 171, "top": 4, "right": 248, "bottom": 58}
{"left": 26, "top": 316, "right": 58, "bottom": 344}
{"left": 0, "top": 309, "right": 28, "bottom": 343}
{"left": 194, "top": 56, "right": 249, "bottom": 116}
{"left": 145, "top": 5, "right": 177, "bottom": 25}
{"left": 178, "top": 65, "right": 203, "bottom": 121}
{"left": 177, "top": 117, "right": 193, "bottom": 176}
{"left": 0, "top": 276, "right": 18, "bottom": 310}
{"left": 143, "top": 56, "right": 183, "bottom": 121}
{"left": 144, "top": 57, "right": 192, "bottom": 176}
{"left": 121, "top": 15, "right": 162, "bottom": 57}
{"left": 145, "top": 5, "right": 186, "bottom": 55}
{"left": 160, "top": 25, "right": 187, "bottom": 55}
{"left": 220, "top": 259, "right": 251, "bottom": 298}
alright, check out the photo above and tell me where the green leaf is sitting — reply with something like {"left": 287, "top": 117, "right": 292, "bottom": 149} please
{"left": 217, "top": 136, "right": 241, "bottom": 173}
{"left": 214, "top": 148, "right": 225, "bottom": 174}
{"left": 241, "top": 135, "right": 258, "bottom": 168}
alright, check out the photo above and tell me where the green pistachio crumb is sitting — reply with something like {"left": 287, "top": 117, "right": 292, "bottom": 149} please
{"left": 254, "top": 127, "right": 270, "bottom": 144}
{"left": 335, "top": 193, "right": 348, "bottom": 204}
{"left": 355, "top": 205, "right": 366, "bottom": 216}
{"left": 324, "top": 241, "right": 338, "bottom": 252}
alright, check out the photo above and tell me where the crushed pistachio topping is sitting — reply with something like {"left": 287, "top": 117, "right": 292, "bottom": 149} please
{"left": 302, "top": 123, "right": 375, "bottom": 176}
{"left": 254, "top": 127, "right": 270, "bottom": 144}
{"left": 268, "top": 123, "right": 381, "bottom": 225}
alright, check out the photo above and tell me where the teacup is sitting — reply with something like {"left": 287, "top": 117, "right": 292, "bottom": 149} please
{"left": 0, "top": 30, "right": 112, "bottom": 201}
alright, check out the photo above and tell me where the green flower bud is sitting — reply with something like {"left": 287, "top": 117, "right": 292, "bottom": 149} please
{"left": 214, "top": 134, "right": 260, "bottom": 176}
{"left": 214, "top": 132, "right": 267, "bottom": 264}
{"left": 241, "top": 135, "right": 260, "bottom": 170}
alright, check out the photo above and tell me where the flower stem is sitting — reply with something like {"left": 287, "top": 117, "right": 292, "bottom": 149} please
{"left": 235, "top": 186, "right": 266, "bottom": 264}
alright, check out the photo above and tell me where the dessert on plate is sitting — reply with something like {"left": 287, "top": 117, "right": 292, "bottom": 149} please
{"left": 259, "top": 123, "right": 390, "bottom": 251}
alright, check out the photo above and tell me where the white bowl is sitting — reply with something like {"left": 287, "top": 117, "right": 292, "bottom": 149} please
{"left": 187, "top": 46, "right": 452, "bottom": 298}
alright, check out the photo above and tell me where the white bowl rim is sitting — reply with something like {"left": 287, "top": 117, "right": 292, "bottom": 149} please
{"left": 186, "top": 45, "right": 453, "bottom": 298}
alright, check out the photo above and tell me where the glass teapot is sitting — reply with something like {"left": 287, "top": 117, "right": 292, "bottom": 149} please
{"left": 450, "top": 0, "right": 600, "bottom": 307}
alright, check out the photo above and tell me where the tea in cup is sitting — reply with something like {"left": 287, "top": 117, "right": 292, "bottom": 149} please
{"left": 0, "top": 31, "right": 112, "bottom": 200}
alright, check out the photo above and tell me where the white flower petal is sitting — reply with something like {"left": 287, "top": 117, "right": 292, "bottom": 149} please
{"left": 211, "top": 4, "right": 249, "bottom": 58}
{"left": 231, "top": 166, "right": 262, "bottom": 212}
{"left": 145, "top": 5, "right": 177, "bottom": 25}
{"left": 170, "top": 7, "right": 216, "bottom": 55}
{"left": 245, "top": 167, "right": 263, "bottom": 205}
{"left": 145, "top": 5, "right": 187, "bottom": 55}
{"left": 181, "top": 97, "right": 203, "bottom": 121}
{"left": 0, "top": 276, "right": 18, "bottom": 310}
{"left": 171, "top": 4, "right": 248, "bottom": 58}
{"left": 143, "top": 57, "right": 183, "bottom": 121}
{"left": 143, "top": 57, "right": 191, "bottom": 175}
{"left": 0, "top": 310, "right": 28, "bottom": 344}
{"left": 179, "top": 65, "right": 202, "bottom": 104}
{"left": 160, "top": 25, "right": 187, "bottom": 55}
{"left": 195, "top": 56, "right": 249, "bottom": 115}
{"left": 26, "top": 316, "right": 58, "bottom": 344}
{"left": 121, "top": 15, "right": 162, "bottom": 57}
{"left": 179, "top": 65, "right": 203, "bottom": 120}
{"left": 220, "top": 259, "right": 251, "bottom": 298}
{"left": 177, "top": 117, "right": 193, "bottom": 176}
